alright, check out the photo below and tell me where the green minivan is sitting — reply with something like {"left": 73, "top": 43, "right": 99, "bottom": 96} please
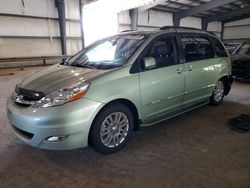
{"left": 7, "top": 27, "right": 233, "bottom": 154}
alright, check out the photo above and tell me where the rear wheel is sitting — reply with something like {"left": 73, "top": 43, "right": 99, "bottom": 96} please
{"left": 89, "top": 103, "right": 134, "bottom": 154}
{"left": 210, "top": 80, "right": 225, "bottom": 105}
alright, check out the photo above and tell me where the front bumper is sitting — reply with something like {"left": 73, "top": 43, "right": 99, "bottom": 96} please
{"left": 7, "top": 97, "right": 104, "bottom": 150}
{"left": 232, "top": 64, "right": 250, "bottom": 79}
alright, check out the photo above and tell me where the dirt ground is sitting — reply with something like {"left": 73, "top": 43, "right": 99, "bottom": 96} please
{"left": 0, "top": 66, "right": 249, "bottom": 188}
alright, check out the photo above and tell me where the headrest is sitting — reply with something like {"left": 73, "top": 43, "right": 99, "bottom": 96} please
{"left": 156, "top": 45, "right": 170, "bottom": 57}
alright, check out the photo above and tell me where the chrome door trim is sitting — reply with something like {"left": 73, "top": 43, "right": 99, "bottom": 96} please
{"left": 145, "top": 93, "right": 184, "bottom": 107}
{"left": 184, "top": 84, "right": 215, "bottom": 95}
{"left": 141, "top": 101, "right": 209, "bottom": 126}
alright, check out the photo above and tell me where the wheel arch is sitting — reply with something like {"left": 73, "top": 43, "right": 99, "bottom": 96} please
{"left": 88, "top": 98, "right": 140, "bottom": 144}
{"left": 219, "top": 75, "right": 233, "bottom": 95}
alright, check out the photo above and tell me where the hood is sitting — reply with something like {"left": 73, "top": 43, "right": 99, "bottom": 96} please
{"left": 20, "top": 64, "right": 107, "bottom": 95}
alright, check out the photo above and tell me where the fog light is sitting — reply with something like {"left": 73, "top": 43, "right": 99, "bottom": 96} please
{"left": 46, "top": 135, "right": 69, "bottom": 142}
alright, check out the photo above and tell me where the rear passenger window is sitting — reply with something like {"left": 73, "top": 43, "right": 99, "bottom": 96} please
{"left": 181, "top": 35, "right": 214, "bottom": 62}
{"left": 210, "top": 37, "right": 228, "bottom": 57}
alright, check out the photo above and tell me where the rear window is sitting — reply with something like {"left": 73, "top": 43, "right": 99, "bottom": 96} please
{"left": 181, "top": 35, "right": 214, "bottom": 62}
{"left": 210, "top": 37, "right": 228, "bottom": 57}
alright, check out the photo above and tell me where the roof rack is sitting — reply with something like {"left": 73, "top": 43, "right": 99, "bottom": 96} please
{"left": 120, "top": 30, "right": 134, "bottom": 33}
{"left": 160, "top": 26, "right": 201, "bottom": 31}
{"left": 160, "top": 26, "right": 217, "bottom": 36}
{"left": 207, "top": 31, "right": 216, "bottom": 36}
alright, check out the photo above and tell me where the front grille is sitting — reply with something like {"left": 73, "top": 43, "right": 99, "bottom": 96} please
{"left": 12, "top": 125, "right": 34, "bottom": 140}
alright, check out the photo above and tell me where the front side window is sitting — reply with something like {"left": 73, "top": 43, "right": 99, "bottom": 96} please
{"left": 140, "top": 37, "right": 177, "bottom": 71}
{"left": 181, "top": 35, "right": 214, "bottom": 62}
{"left": 65, "top": 34, "right": 148, "bottom": 70}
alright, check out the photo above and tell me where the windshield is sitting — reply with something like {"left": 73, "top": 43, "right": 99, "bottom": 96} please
{"left": 65, "top": 34, "right": 148, "bottom": 70}
{"left": 232, "top": 42, "right": 250, "bottom": 55}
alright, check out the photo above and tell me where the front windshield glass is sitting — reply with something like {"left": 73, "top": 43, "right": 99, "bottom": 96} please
{"left": 233, "top": 42, "right": 250, "bottom": 55}
{"left": 65, "top": 34, "right": 148, "bottom": 70}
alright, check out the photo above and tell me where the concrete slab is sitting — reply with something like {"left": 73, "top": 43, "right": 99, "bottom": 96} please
{"left": 0, "top": 67, "right": 249, "bottom": 188}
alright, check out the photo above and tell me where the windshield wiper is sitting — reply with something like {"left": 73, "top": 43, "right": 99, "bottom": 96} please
{"left": 60, "top": 59, "right": 69, "bottom": 65}
{"left": 75, "top": 63, "right": 96, "bottom": 69}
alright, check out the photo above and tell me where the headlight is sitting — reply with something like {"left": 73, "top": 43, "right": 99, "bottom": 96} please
{"left": 32, "top": 82, "right": 90, "bottom": 108}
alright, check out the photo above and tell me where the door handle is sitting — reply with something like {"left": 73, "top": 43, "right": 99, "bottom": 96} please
{"left": 176, "top": 67, "right": 184, "bottom": 74}
{"left": 186, "top": 65, "right": 193, "bottom": 71}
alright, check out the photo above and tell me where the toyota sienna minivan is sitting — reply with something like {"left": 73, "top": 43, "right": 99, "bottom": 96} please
{"left": 7, "top": 27, "right": 233, "bottom": 154}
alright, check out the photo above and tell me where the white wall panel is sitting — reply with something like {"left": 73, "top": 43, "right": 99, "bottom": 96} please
{"left": 65, "top": 0, "right": 80, "bottom": 20}
{"left": 138, "top": 10, "right": 173, "bottom": 27}
{"left": 224, "top": 18, "right": 250, "bottom": 40}
{"left": 118, "top": 10, "right": 131, "bottom": 25}
{"left": 0, "top": 16, "right": 59, "bottom": 37}
{"left": 0, "top": 0, "right": 58, "bottom": 18}
{"left": 207, "top": 21, "right": 222, "bottom": 32}
{"left": 118, "top": 9, "right": 222, "bottom": 35}
{"left": 224, "top": 26, "right": 250, "bottom": 39}
{"left": 0, "top": 38, "right": 61, "bottom": 58}
{"left": 66, "top": 39, "right": 82, "bottom": 55}
{"left": 180, "top": 16, "right": 201, "bottom": 29}
{"left": 117, "top": 10, "right": 131, "bottom": 32}
{"left": 0, "top": 0, "right": 80, "bottom": 20}
{"left": 66, "top": 21, "right": 81, "bottom": 37}
{"left": 0, "top": 0, "right": 82, "bottom": 60}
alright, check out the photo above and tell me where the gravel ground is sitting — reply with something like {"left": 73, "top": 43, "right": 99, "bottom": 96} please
{"left": 0, "top": 66, "right": 249, "bottom": 188}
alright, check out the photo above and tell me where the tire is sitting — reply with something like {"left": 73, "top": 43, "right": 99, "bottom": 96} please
{"left": 89, "top": 103, "right": 134, "bottom": 154}
{"left": 210, "top": 80, "right": 225, "bottom": 105}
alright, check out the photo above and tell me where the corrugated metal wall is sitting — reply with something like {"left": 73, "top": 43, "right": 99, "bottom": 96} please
{"left": 224, "top": 18, "right": 250, "bottom": 42}
{"left": 0, "top": 0, "right": 82, "bottom": 58}
{"left": 117, "top": 10, "right": 222, "bottom": 37}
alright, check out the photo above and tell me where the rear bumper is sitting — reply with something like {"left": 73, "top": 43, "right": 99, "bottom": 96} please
{"left": 7, "top": 97, "right": 104, "bottom": 150}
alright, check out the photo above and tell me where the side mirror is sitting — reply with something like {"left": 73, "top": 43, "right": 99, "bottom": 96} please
{"left": 143, "top": 57, "right": 156, "bottom": 70}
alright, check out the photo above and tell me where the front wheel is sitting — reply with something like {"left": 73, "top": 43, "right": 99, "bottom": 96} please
{"left": 89, "top": 103, "right": 134, "bottom": 154}
{"left": 210, "top": 80, "right": 225, "bottom": 105}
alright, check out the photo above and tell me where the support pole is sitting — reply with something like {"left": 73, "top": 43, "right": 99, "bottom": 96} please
{"left": 129, "top": 8, "right": 138, "bottom": 31}
{"left": 221, "top": 21, "right": 224, "bottom": 40}
{"left": 79, "top": 0, "right": 85, "bottom": 48}
{"left": 201, "top": 18, "right": 208, "bottom": 31}
{"left": 55, "top": 0, "right": 67, "bottom": 55}
{"left": 173, "top": 15, "right": 180, "bottom": 27}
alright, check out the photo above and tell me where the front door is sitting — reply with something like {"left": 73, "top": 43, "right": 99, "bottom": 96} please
{"left": 138, "top": 35, "right": 185, "bottom": 124}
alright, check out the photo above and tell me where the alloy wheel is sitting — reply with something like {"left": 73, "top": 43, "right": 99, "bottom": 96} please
{"left": 100, "top": 112, "right": 129, "bottom": 148}
{"left": 213, "top": 81, "right": 224, "bottom": 102}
